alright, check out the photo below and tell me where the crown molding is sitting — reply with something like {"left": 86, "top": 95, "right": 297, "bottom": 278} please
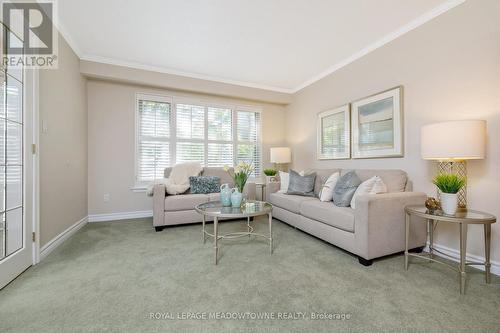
{"left": 79, "top": 54, "right": 294, "bottom": 94}
{"left": 291, "top": 0, "right": 466, "bottom": 93}
{"left": 56, "top": 20, "right": 83, "bottom": 58}
{"left": 56, "top": 0, "right": 465, "bottom": 95}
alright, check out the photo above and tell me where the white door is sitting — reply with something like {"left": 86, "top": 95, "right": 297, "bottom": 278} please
{"left": 0, "top": 24, "right": 35, "bottom": 289}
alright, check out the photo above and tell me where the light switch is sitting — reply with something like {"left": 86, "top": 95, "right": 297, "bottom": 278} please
{"left": 42, "top": 120, "right": 48, "bottom": 133}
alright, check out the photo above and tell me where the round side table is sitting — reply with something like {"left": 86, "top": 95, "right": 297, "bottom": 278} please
{"left": 405, "top": 205, "right": 496, "bottom": 294}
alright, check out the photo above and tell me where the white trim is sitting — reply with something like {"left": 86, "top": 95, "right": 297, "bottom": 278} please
{"left": 129, "top": 186, "right": 147, "bottom": 193}
{"left": 135, "top": 93, "right": 263, "bottom": 183}
{"left": 80, "top": 54, "right": 293, "bottom": 94}
{"left": 291, "top": 0, "right": 465, "bottom": 92}
{"left": 425, "top": 242, "right": 500, "bottom": 277}
{"left": 31, "top": 68, "right": 41, "bottom": 264}
{"left": 75, "top": 0, "right": 464, "bottom": 95}
{"left": 39, "top": 216, "right": 88, "bottom": 261}
{"left": 88, "top": 210, "right": 153, "bottom": 223}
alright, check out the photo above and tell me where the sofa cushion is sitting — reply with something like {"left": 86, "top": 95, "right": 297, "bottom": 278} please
{"left": 208, "top": 192, "right": 221, "bottom": 202}
{"left": 269, "top": 192, "right": 316, "bottom": 214}
{"left": 165, "top": 194, "right": 208, "bottom": 211}
{"left": 300, "top": 200, "right": 355, "bottom": 232}
{"left": 164, "top": 167, "right": 235, "bottom": 188}
{"left": 189, "top": 176, "right": 220, "bottom": 194}
{"left": 341, "top": 169, "right": 407, "bottom": 193}
{"left": 286, "top": 170, "right": 316, "bottom": 196}
{"left": 307, "top": 169, "right": 342, "bottom": 197}
{"left": 333, "top": 171, "right": 361, "bottom": 207}
{"left": 202, "top": 167, "right": 234, "bottom": 187}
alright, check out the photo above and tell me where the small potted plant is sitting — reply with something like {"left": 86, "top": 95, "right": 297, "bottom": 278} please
{"left": 432, "top": 173, "right": 466, "bottom": 215}
{"left": 263, "top": 168, "right": 277, "bottom": 184}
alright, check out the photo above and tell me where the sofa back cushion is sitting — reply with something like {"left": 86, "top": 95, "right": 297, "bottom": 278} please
{"left": 202, "top": 167, "right": 234, "bottom": 187}
{"left": 340, "top": 169, "right": 407, "bottom": 192}
{"left": 164, "top": 167, "right": 234, "bottom": 187}
{"left": 306, "top": 169, "right": 341, "bottom": 197}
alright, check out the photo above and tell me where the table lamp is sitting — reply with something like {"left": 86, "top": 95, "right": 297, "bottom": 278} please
{"left": 421, "top": 120, "right": 486, "bottom": 210}
{"left": 270, "top": 147, "right": 291, "bottom": 171}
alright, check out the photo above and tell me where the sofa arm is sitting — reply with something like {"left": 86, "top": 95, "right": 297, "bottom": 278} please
{"left": 354, "top": 192, "right": 427, "bottom": 260}
{"left": 153, "top": 184, "right": 166, "bottom": 227}
{"left": 265, "top": 182, "right": 281, "bottom": 202}
{"left": 244, "top": 182, "right": 256, "bottom": 200}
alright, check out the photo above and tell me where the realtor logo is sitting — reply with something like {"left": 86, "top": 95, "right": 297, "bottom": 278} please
{"left": 1, "top": 0, "right": 58, "bottom": 68}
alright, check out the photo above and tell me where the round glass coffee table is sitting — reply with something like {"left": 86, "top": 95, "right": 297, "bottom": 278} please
{"left": 195, "top": 200, "right": 273, "bottom": 265}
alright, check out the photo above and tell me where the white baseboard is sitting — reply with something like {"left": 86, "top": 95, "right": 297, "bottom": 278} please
{"left": 39, "top": 216, "right": 88, "bottom": 261}
{"left": 425, "top": 242, "right": 500, "bottom": 276}
{"left": 88, "top": 210, "right": 153, "bottom": 222}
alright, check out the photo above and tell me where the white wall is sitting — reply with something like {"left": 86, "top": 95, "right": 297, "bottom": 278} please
{"left": 39, "top": 34, "right": 88, "bottom": 246}
{"left": 87, "top": 80, "right": 287, "bottom": 216}
{"left": 285, "top": 0, "right": 500, "bottom": 262}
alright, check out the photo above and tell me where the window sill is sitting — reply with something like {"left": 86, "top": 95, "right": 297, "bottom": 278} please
{"left": 130, "top": 185, "right": 148, "bottom": 193}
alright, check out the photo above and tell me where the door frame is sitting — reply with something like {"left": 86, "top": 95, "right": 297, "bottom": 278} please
{"left": 30, "top": 68, "right": 40, "bottom": 264}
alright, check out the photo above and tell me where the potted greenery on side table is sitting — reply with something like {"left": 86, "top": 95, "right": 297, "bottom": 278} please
{"left": 432, "top": 173, "right": 466, "bottom": 215}
{"left": 263, "top": 168, "right": 278, "bottom": 184}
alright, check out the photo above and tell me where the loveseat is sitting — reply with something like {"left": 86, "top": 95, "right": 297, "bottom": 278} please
{"left": 266, "top": 169, "right": 427, "bottom": 265}
{"left": 153, "top": 167, "right": 256, "bottom": 231}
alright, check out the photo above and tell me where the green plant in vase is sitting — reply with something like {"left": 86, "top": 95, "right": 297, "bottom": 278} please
{"left": 432, "top": 173, "right": 466, "bottom": 215}
{"left": 224, "top": 162, "right": 254, "bottom": 207}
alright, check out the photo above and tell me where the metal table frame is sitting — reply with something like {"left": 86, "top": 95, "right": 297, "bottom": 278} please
{"left": 195, "top": 201, "right": 273, "bottom": 265}
{"left": 405, "top": 205, "right": 496, "bottom": 294}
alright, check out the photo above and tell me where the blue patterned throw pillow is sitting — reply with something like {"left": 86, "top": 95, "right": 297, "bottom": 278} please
{"left": 189, "top": 176, "right": 221, "bottom": 194}
{"left": 286, "top": 170, "right": 316, "bottom": 197}
{"left": 333, "top": 171, "right": 361, "bottom": 207}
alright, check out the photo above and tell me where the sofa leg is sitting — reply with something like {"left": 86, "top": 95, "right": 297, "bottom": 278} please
{"left": 155, "top": 226, "right": 165, "bottom": 232}
{"left": 358, "top": 257, "right": 373, "bottom": 266}
{"left": 410, "top": 246, "right": 425, "bottom": 253}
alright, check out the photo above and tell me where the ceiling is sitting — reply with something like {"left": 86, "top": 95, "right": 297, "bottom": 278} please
{"left": 58, "top": 0, "right": 463, "bottom": 93}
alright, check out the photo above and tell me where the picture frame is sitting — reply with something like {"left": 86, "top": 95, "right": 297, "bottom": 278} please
{"left": 351, "top": 86, "right": 403, "bottom": 159}
{"left": 317, "top": 104, "right": 350, "bottom": 160}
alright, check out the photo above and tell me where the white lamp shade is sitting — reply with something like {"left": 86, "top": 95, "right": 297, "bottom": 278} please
{"left": 270, "top": 147, "right": 291, "bottom": 164}
{"left": 421, "top": 120, "right": 486, "bottom": 160}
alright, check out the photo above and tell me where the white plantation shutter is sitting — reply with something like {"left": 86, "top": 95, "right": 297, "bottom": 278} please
{"left": 207, "top": 143, "right": 233, "bottom": 167}
{"left": 137, "top": 98, "right": 171, "bottom": 181}
{"left": 136, "top": 96, "right": 262, "bottom": 184}
{"left": 207, "top": 107, "right": 233, "bottom": 167}
{"left": 176, "top": 104, "right": 204, "bottom": 139}
{"left": 207, "top": 107, "right": 232, "bottom": 141}
{"left": 175, "top": 103, "right": 205, "bottom": 164}
{"left": 236, "top": 111, "right": 261, "bottom": 177}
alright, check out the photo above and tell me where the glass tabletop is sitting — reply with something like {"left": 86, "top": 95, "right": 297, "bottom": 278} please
{"left": 195, "top": 200, "right": 272, "bottom": 218}
{"left": 406, "top": 205, "right": 496, "bottom": 222}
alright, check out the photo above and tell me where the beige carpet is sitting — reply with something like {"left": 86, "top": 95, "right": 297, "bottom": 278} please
{"left": 1, "top": 217, "right": 499, "bottom": 332}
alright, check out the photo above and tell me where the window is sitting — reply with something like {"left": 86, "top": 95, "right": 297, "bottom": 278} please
{"left": 236, "top": 110, "right": 261, "bottom": 177}
{"left": 136, "top": 94, "right": 261, "bottom": 183}
{"left": 136, "top": 95, "right": 172, "bottom": 182}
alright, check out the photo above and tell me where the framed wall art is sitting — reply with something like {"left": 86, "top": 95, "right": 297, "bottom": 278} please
{"left": 317, "top": 104, "right": 350, "bottom": 160}
{"left": 351, "top": 86, "right": 403, "bottom": 159}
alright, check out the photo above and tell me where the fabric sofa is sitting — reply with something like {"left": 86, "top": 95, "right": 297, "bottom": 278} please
{"left": 153, "top": 167, "right": 256, "bottom": 231}
{"left": 266, "top": 169, "right": 427, "bottom": 265}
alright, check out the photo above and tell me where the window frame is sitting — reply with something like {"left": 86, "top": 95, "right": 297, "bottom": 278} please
{"left": 134, "top": 93, "right": 262, "bottom": 187}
